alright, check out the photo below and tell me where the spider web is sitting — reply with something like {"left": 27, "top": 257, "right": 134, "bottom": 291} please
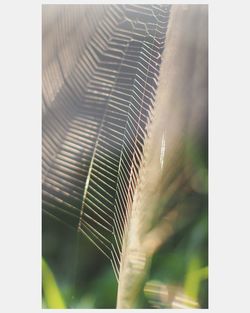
{"left": 42, "top": 4, "right": 171, "bottom": 281}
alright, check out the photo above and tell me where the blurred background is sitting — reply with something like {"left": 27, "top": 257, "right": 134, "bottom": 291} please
{"left": 42, "top": 4, "right": 208, "bottom": 309}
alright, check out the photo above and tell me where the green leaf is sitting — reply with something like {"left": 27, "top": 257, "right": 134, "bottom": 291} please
{"left": 184, "top": 255, "right": 208, "bottom": 301}
{"left": 42, "top": 258, "right": 66, "bottom": 309}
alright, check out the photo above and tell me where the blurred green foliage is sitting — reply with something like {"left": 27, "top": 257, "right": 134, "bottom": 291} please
{"left": 42, "top": 258, "right": 66, "bottom": 308}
